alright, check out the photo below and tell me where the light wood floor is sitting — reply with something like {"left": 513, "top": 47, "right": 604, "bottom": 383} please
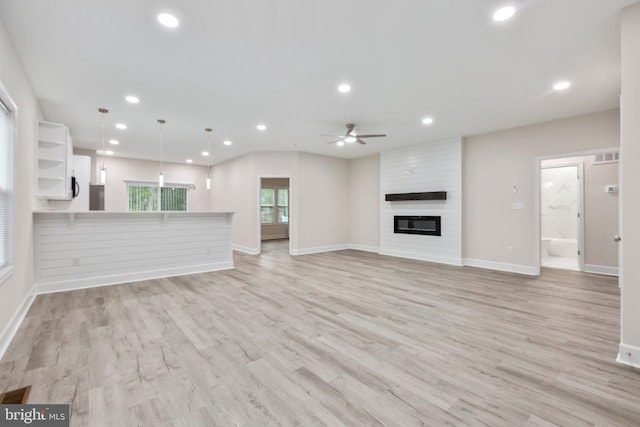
{"left": 2, "top": 240, "right": 639, "bottom": 426}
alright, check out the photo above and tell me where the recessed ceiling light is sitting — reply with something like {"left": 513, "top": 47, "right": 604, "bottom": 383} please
{"left": 125, "top": 95, "right": 140, "bottom": 104}
{"left": 344, "top": 136, "right": 357, "bottom": 143}
{"left": 115, "top": 123, "right": 127, "bottom": 130}
{"left": 336, "top": 141, "right": 345, "bottom": 147}
{"left": 493, "top": 6, "right": 516, "bottom": 22}
{"left": 186, "top": 159, "right": 193, "bottom": 163}
{"left": 553, "top": 81, "right": 572, "bottom": 91}
{"left": 201, "top": 151, "right": 209, "bottom": 157}
{"left": 338, "top": 84, "right": 351, "bottom": 93}
{"left": 109, "top": 139, "right": 119, "bottom": 145}
{"left": 422, "top": 117, "right": 434, "bottom": 125}
{"left": 105, "top": 150, "right": 114, "bottom": 155}
{"left": 158, "top": 13, "right": 179, "bottom": 28}
{"left": 223, "top": 140, "right": 232, "bottom": 146}
{"left": 256, "top": 124, "right": 267, "bottom": 131}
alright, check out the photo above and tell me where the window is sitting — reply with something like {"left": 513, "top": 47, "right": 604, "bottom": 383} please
{"left": 277, "top": 188, "right": 289, "bottom": 223}
{"left": 127, "top": 181, "right": 192, "bottom": 211}
{"left": 0, "top": 90, "right": 15, "bottom": 285}
{"left": 260, "top": 188, "right": 274, "bottom": 223}
{"left": 261, "top": 186, "right": 289, "bottom": 224}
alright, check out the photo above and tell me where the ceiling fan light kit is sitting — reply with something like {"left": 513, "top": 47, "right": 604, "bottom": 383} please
{"left": 325, "top": 123, "right": 387, "bottom": 146}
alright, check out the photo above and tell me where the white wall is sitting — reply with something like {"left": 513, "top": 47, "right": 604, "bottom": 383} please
{"left": 0, "top": 16, "right": 41, "bottom": 354}
{"left": 210, "top": 151, "right": 351, "bottom": 255}
{"left": 620, "top": 2, "right": 640, "bottom": 367}
{"left": 95, "top": 155, "right": 210, "bottom": 212}
{"left": 210, "top": 154, "right": 254, "bottom": 252}
{"left": 247, "top": 152, "right": 298, "bottom": 251}
{"left": 463, "top": 110, "right": 620, "bottom": 274}
{"left": 380, "top": 137, "right": 463, "bottom": 265}
{"left": 295, "top": 152, "right": 350, "bottom": 254}
{"left": 349, "top": 154, "right": 380, "bottom": 252}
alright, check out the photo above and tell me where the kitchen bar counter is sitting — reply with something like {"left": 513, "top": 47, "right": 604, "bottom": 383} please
{"left": 33, "top": 211, "right": 234, "bottom": 293}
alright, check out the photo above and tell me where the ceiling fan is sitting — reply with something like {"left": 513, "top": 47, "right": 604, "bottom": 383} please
{"left": 324, "top": 123, "right": 386, "bottom": 145}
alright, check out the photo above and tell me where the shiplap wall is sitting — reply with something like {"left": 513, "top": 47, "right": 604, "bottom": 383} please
{"left": 33, "top": 212, "right": 234, "bottom": 292}
{"left": 380, "top": 137, "right": 462, "bottom": 265}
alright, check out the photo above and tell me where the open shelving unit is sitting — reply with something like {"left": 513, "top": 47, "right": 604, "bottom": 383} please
{"left": 36, "top": 121, "right": 72, "bottom": 199}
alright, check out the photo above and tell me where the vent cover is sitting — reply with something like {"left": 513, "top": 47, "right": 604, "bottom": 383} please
{"left": 593, "top": 152, "right": 619, "bottom": 165}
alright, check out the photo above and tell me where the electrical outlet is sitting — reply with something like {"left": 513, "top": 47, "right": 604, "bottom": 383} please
{"left": 507, "top": 246, "right": 513, "bottom": 254}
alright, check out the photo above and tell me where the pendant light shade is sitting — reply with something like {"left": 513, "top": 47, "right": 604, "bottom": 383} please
{"left": 98, "top": 108, "right": 109, "bottom": 184}
{"left": 158, "top": 119, "right": 166, "bottom": 188}
{"left": 205, "top": 127, "right": 212, "bottom": 190}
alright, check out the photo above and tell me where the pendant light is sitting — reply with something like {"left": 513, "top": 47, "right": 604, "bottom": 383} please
{"left": 205, "top": 127, "right": 212, "bottom": 190}
{"left": 157, "top": 119, "right": 165, "bottom": 187}
{"left": 98, "top": 108, "right": 108, "bottom": 184}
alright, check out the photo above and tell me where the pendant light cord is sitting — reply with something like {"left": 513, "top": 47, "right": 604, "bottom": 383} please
{"left": 158, "top": 119, "right": 166, "bottom": 174}
{"left": 98, "top": 108, "right": 109, "bottom": 183}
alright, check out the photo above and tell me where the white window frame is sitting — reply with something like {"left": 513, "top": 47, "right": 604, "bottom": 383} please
{"left": 276, "top": 187, "right": 289, "bottom": 224}
{"left": 261, "top": 186, "right": 289, "bottom": 224}
{"left": 125, "top": 180, "right": 194, "bottom": 212}
{"left": 260, "top": 187, "right": 275, "bottom": 224}
{"left": 0, "top": 83, "right": 16, "bottom": 287}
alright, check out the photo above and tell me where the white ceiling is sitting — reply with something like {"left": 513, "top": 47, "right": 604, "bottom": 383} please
{"left": 0, "top": 0, "right": 635, "bottom": 166}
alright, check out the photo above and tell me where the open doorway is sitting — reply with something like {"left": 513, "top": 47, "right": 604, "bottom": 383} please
{"left": 259, "top": 177, "right": 290, "bottom": 255}
{"left": 536, "top": 151, "right": 619, "bottom": 275}
{"left": 540, "top": 162, "right": 584, "bottom": 271}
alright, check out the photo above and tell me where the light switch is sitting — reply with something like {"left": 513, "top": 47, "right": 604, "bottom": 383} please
{"left": 512, "top": 202, "right": 524, "bottom": 210}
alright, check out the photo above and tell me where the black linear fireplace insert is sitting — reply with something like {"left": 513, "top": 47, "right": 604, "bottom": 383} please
{"left": 394, "top": 216, "right": 441, "bottom": 236}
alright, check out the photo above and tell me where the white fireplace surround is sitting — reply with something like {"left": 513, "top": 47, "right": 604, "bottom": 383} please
{"left": 379, "top": 137, "right": 463, "bottom": 265}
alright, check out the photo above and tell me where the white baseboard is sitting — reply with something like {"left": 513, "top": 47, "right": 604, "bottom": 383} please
{"left": 34, "top": 261, "right": 234, "bottom": 294}
{"left": 261, "top": 234, "right": 289, "bottom": 241}
{"left": 290, "top": 244, "right": 350, "bottom": 256}
{"left": 348, "top": 244, "right": 379, "bottom": 253}
{"left": 463, "top": 258, "right": 537, "bottom": 276}
{"left": 584, "top": 264, "right": 619, "bottom": 277}
{"left": 0, "top": 291, "right": 36, "bottom": 360}
{"left": 617, "top": 343, "right": 640, "bottom": 369}
{"left": 233, "top": 245, "right": 260, "bottom": 255}
{"left": 380, "top": 249, "right": 463, "bottom": 267}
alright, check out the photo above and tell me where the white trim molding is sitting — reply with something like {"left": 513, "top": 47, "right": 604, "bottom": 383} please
{"left": 381, "top": 249, "right": 464, "bottom": 267}
{"left": 0, "top": 292, "right": 36, "bottom": 360}
{"left": 233, "top": 245, "right": 260, "bottom": 255}
{"left": 348, "top": 244, "right": 380, "bottom": 253}
{"left": 290, "top": 244, "right": 349, "bottom": 256}
{"left": 617, "top": 343, "right": 640, "bottom": 369}
{"left": 261, "top": 234, "right": 289, "bottom": 241}
{"left": 464, "top": 258, "right": 538, "bottom": 276}
{"left": 35, "top": 261, "right": 234, "bottom": 294}
{"left": 584, "top": 264, "right": 619, "bottom": 277}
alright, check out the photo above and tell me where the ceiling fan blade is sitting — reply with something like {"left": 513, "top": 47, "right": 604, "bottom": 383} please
{"left": 356, "top": 138, "right": 367, "bottom": 145}
{"left": 356, "top": 134, "right": 386, "bottom": 138}
{"left": 326, "top": 139, "right": 342, "bottom": 144}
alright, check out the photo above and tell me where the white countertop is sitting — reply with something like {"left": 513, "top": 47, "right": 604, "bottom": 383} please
{"left": 33, "top": 210, "right": 234, "bottom": 216}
